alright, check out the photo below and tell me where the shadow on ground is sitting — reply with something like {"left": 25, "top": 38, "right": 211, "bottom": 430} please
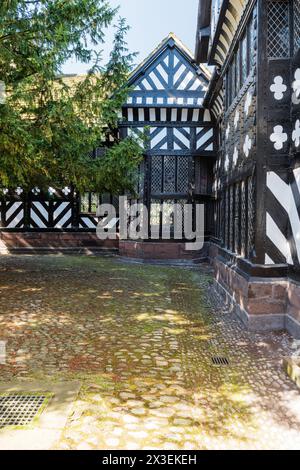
{"left": 0, "top": 255, "right": 299, "bottom": 450}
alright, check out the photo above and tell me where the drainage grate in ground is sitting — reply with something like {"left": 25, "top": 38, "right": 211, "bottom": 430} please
{"left": 0, "top": 393, "right": 52, "bottom": 428}
{"left": 211, "top": 356, "right": 230, "bottom": 366}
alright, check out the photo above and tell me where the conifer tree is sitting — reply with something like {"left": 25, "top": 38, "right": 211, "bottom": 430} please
{"left": 0, "top": 1, "right": 142, "bottom": 193}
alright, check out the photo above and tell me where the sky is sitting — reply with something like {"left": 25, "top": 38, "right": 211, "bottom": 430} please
{"left": 62, "top": 0, "right": 199, "bottom": 75}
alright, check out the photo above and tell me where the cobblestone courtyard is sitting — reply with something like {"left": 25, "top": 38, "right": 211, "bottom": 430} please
{"left": 0, "top": 255, "right": 300, "bottom": 450}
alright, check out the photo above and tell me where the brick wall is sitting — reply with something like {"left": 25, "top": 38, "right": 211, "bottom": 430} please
{"left": 209, "top": 244, "right": 300, "bottom": 338}
{"left": 119, "top": 240, "right": 208, "bottom": 262}
{"left": 0, "top": 232, "right": 118, "bottom": 253}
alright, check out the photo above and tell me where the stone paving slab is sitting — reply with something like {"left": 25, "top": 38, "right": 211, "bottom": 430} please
{"left": 0, "top": 255, "right": 299, "bottom": 449}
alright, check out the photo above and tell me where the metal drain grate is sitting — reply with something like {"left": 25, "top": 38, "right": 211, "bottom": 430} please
{"left": 211, "top": 356, "right": 230, "bottom": 366}
{"left": 0, "top": 393, "right": 52, "bottom": 428}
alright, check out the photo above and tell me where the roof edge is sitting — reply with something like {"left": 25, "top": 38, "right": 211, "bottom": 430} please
{"left": 194, "top": 0, "right": 212, "bottom": 64}
{"left": 128, "top": 32, "right": 211, "bottom": 86}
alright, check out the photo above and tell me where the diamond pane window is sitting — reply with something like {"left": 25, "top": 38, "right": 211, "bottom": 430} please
{"left": 228, "top": 63, "right": 232, "bottom": 106}
{"left": 163, "top": 156, "right": 176, "bottom": 193}
{"left": 177, "top": 157, "right": 189, "bottom": 193}
{"left": 247, "top": 176, "right": 255, "bottom": 258}
{"left": 234, "top": 183, "right": 240, "bottom": 254}
{"left": 162, "top": 199, "right": 175, "bottom": 236}
{"left": 231, "top": 56, "right": 236, "bottom": 102}
{"left": 248, "top": 15, "right": 256, "bottom": 68}
{"left": 241, "top": 181, "right": 246, "bottom": 257}
{"left": 294, "top": 0, "right": 300, "bottom": 53}
{"left": 220, "top": 195, "right": 225, "bottom": 245}
{"left": 176, "top": 199, "right": 186, "bottom": 235}
{"left": 151, "top": 156, "right": 190, "bottom": 196}
{"left": 241, "top": 33, "right": 248, "bottom": 84}
{"left": 225, "top": 188, "right": 229, "bottom": 248}
{"left": 267, "top": 0, "right": 290, "bottom": 58}
{"left": 236, "top": 48, "right": 240, "bottom": 93}
{"left": 150, "top": 200, "right": 161, "bottom": 237}
{"left": 151, "top": 156, "right": 163, "bottom": 193}
{"left": 229, "top": 186, "right": 234, "bottom": 251}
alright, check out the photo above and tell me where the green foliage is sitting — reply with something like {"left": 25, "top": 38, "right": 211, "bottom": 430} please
{"left": 91, "top": 137, "right": 144, "bottom": 195}
{"left": 0, "top": 1, "right": 142, "bottom": 193}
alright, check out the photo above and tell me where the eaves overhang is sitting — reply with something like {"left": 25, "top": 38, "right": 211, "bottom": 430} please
{"left": 195, "top": 0, "right": 212, "bottom": 64}
{"left": 207, "top": 0, "right": 249, "bottom": 67}
{"left": 207, "top": 0, "right": 230, "bottom": 66}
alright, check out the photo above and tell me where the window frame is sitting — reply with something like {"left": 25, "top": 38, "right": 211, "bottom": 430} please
{"left": 225, "top": 13, "right": 255, "bottom": 110}
{"left": 80, "top": 192, "right": 100, "bottom": 214}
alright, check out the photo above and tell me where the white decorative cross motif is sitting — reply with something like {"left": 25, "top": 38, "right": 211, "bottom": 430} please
{"left": 243, "top": 135, "right": 252, "bottom": 157}
{"left": 292, "top": 119, "right": 300, "bottom": 148}
{"left": 32, "top": 187, "right": 40, "bottom": 195}
{"left": 62, "top": 186, "right": 71, "bottom": 196}
{"left": 233, "top": 146, "right": 238, "bottom": 166}
{"left": 270, "top": 76, "right": 287, "bottom": 100}
{"left": 234, "top": 109, "right": 240, "bottom": 129}
{"left": 244, "top": 91, "right": 252, "bottom": 116}
{"left": 270, "top": 125, "right": 288, "bottom": 150}
{"left": 225, "top": 124, "right": 230, "bottom": 140}
{"left": 48, "top": 187, "right": 56, "bottom": 195}
{"left": 292, "top": 69, "right": 300, "bottom": 105}
{"left": 15, "top": 187, "right": 23, "bottom": 196}
{"left": 2, "top": 188, "right": 8, "bottom": 195}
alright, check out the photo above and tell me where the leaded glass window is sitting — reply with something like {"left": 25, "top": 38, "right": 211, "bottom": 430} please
{"left": 248, "top": 15, "right": 256, "bottom": 68}
{"left": 224, "top": 188, "right": 229, "bottom": 248}
{"left": 177, "top": 157, "right": 189, "bottom": 193}
{"left": 227, "top": 65, "right": 232, "bottom": 107}
{"left": 267, "top": 0, "right": 290, "bottom": 58}
{"left": 294, "top": 0, "right": 300, "bottom": 53}
{"left": 162, "top": 199, "right": 175, "bottom": 237}
{"left": 229, "top": 185, "right": 234, "bottom": 251}
{"left": 164, "top": 156, "right": 176, "bottom": 193}
{"left": 150, "top": 200, "right": 161, "bottom": 239}
{"left": 234, "top": 183, "right": 240, "bottom": 254}
{"left": 247, "top": 176, "right": 255, "bottom": 258}
{"left": 240, "top": 181, "right": 246, "bottom": 257}
{"left": 235, "top": 47, "right": 240, "bottom": 93}
{"left": 151, "top": 156, "right": 163, "bottom": 193}
{"left": 231, "top": 56, "right": 236, "bottom": 102}
{"left": 149, "top": 199, "right": 187, "bottom": 240}
{"left": 225, "top": 13, "right": 254, "bottom": 109}
{"left": 218, "top": 199, "right": 222, "bottom": 240}
{"left": 151, "top": 156, "right": 190, "bottom": 195}
{"left": 220, "top": 193, "right": 225, "bottom": 245}
{"left": 241, "top": 33, "right": 248, "bottom": 85}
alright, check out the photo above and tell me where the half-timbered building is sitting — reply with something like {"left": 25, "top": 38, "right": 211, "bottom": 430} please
{"left": 1, "top": 6, "right": 300, "bottom": 338}
{"left": 118, "top": 34, "right": 216, "bottom": 259}
{"left": 0, "top": 34, "right": 215, "bottom": 260}
{"left": 195, "top": 0, "right": 300, "bottom": 337}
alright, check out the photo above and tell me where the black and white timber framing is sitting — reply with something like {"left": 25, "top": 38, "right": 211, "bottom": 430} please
{"left": 2, "top": 0, "right": 300, "bottom": 275}
{"left": 0, "top": 34, "right": 216, "bottom": 237}
{"left": 196, "top": 0, "right": 300, "bottom": 274}
{"left": 120, "top": 34, "right": 216, "bottom": 238}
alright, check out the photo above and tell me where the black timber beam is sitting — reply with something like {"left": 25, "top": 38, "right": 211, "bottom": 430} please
{"left": 195, "top": 0, "right": 212, "bottom": 64}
